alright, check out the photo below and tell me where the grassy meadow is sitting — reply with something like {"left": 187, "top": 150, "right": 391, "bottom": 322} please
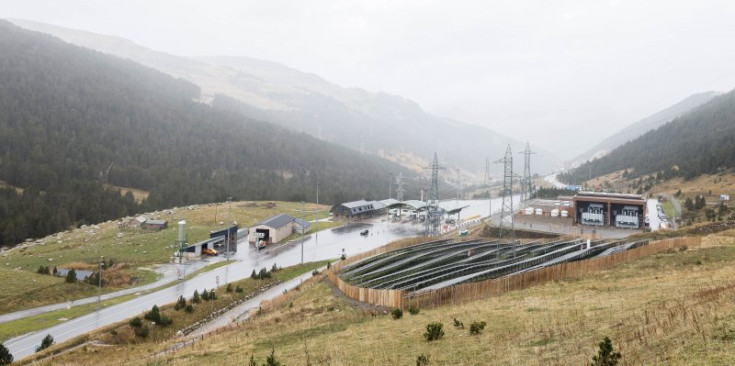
{"left": 0, "top": 201, "right": 337, "bottom": 313}
{"left": 23, "top": 229, "right": 735, "bottom": 365}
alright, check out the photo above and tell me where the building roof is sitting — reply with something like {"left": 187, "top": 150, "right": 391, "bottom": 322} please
{"left": 259, "top": 213, "right": 295, "bottom": 229}
{"left": 293, "top": 218, "right": 312, "bottom": 228}
{"left": 402, "top": 200, "right": 427, "bottom": 211}
{"left": 378, "top": 199, "right": 402, "bottom": 208}
{"left": 342, "top": 200, "right": 373, "bottom": 209}
{"left": 575, "top": 191, "right": 644, "bottom": 201}
{"left": 145, "top": 219, "right": 167, "bottom": 225}
{"left": 574, "top": 191, "right": 646, "bottom": 205}
{"left": 134, "top": 216, "right": 148, "bottom": 224}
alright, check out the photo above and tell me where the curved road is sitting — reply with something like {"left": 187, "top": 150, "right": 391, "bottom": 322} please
{"left": 5, "top": 199, "right": 493, "bottom": 360}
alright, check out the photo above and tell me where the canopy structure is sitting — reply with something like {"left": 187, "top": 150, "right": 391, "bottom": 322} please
{"left": 332, "top": 198, "right": 470, "bottom": 218}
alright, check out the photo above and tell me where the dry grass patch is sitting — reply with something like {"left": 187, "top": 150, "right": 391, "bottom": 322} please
{"left": 99, "top": 232, "right": 735, "bottom": 364}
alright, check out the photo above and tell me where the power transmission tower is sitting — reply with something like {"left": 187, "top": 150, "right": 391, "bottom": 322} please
{"left": 520, "top": 141, "right": 535, "bottom": 202}
{"left": 395, "top": 172, "right": 406, "bottom": 202}
{"left": 424, "top": 153, "right": 444, "bottom": 236}
{"left": 456, "top": 168, "right": 461, "bottom": 202}
{"left": 388, "top": 173, "right": 393, "bottom": 199}
{"left": 495, "top": 145, "right": 516, "bottom": 243}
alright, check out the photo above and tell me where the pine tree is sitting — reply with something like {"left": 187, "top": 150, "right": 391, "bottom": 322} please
{"left": 591, "top": 336, "right": 621, "bottom": 366}
{"left": 0, "top": 342, "right": 13, "bottom": 365}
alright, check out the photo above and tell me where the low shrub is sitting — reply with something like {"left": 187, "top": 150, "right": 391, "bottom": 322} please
{"left": 424, "top": 322, "right": 444, "bottom": 341}
{"left": 192, "top": 290, "right": 200, "bottom": 303}
{"left": 408, "top": 305, "right": 420, "bottom": 315}
{"left": 133, "top": 325, "right": 150, "bottom": 338}
{"left": 129, "top": 317, "right": 142, "bottom": 327}
{"left": 453, "top": 318, "right": 464, "bottom": 329}
{"left": 391, "top": 308, "right": 403, "bottom": 320}
{"left": 416, "top": 353, "right": 430, "bottom": 366}
{"left": 36, "top": 334, "right": 54, "bottom": 352}
{"left": 174, "top": 296, "right": 187, "bottom": 311}
{"left": 591, "top": 336, "right": 621, "bottom": 366}
{"left": 469, "top": 321, "right": 486, "bottom": 335}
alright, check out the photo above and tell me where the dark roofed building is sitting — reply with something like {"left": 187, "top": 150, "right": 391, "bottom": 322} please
{"left": 141, "top": 219, "right": 167, "bottom": 230}
{"left": 573, "top": 191, "right": 646, "bottom": 229}
{"left": 330, "top": 200, "right": 378, "bottom": 219}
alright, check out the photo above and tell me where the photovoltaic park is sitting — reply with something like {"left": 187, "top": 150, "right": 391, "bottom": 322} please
{"left": 337, "top": 237, "right": 650, "bottom": 293}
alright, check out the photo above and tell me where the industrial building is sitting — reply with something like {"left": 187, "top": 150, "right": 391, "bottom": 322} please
{"left": 330, "top": 200, "right": 380, "bottom": 219}
{"left": 573, "top": 192, "right": 646, "bottom": 229}
{"left": 209, "top": 225, "right": 239, "bottom": 252}
{"left": 248, "top": 213, "right": 312, "bottom": 245}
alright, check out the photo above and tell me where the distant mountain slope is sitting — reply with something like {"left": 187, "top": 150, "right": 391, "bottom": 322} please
{"left": 575, "top": 92, "right": 719, "bottom": 162}
{"left": 10, "top": 19, "right": 561, "bottom": 175}
{"left": 0, "top": 20, "right": 411, "bottom": 246}
{"left": 560, "top": 88, "right": 735, "bottom": 184}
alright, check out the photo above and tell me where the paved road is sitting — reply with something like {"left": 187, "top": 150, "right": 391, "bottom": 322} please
{"left": 0, "top": 259, "right": 220, "bottom": 324}
{"left": 544, "top": 174, "right": 567, "bottom": 189}
{"left": 662, "top": 193, "right": 681, "bottom": 229}
{"left": 647, "top": 199, "right": 663, "bottom": 231}
{"left": 5, "top": 199, "right": 492, "bottom": 361}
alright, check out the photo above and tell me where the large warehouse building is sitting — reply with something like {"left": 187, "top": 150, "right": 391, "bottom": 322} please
{"left": 573, "top": 192, "right": 646, "bottom": 229}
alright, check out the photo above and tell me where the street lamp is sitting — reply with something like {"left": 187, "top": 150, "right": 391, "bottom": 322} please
{"left": 97, "top": 255, "right": 104, "bottom": 310}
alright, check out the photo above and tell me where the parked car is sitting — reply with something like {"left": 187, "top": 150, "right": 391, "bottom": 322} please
{"left": 360, "top": 229, "right": 369, "bottom": 236}
{"left": 203, "top": 248, "right": 218, "bottom": 256}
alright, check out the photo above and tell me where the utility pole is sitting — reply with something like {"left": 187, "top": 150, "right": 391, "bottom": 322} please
{"left": 389, "top": 173, "right": 393, "bottom": 199}
{"left": 97, "top": 255, "right": 104, "bottom": 310}
{"left": 456, "top": 168, "right": 461, "bottom": 203}
{"left": 315, "top": 184, "right": 319, "bottom": 247}
{"left": 226, "top": 197, "right": 232, "bottom": 260}
{"left": 301, "top": 201, "right": 305, "bottom": 264}
{"left": 395, "top": 172, "right": 405, "bottom": 202}
{"left": 487, "top": 181, "right": 492, "bottom": 222}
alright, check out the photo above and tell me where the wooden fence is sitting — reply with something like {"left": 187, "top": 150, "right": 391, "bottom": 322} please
{"left": 327, "top": 270, "right": 403, "bottom": 308}
{"left": 403, "top": 236, "right": 701, "bottom": 309}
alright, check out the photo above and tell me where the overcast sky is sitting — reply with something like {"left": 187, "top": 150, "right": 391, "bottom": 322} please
{"left": 4, "top": 0, "right": 735, "bottom": 158}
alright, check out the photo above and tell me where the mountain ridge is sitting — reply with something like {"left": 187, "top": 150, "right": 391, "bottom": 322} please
{"left": 0, "top": 20, "right": 413, "bottom": 246}
{"left": 9, "top": 18, "right": 561, "bottom": 176}
{"left": 560, "top": 87, "right": 735, "bottom": 184}
{"left": 574, "top": 91, "right": 720, "bottom": 163}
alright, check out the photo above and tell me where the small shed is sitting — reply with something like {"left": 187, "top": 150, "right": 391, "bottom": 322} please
{"left": 142, "top": 219, "right": 168, "bottom": 230}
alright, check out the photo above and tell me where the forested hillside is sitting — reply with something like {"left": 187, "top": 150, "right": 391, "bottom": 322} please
{"left": 574, "top": 91, "right": 719, "bottom": 162}
{"left": 10, "top": 19, "right": 562, "bottom": 174}
{"left": 0, "top": 21, "right": 410, "bottom": 246}
{"left": 560, "top": 88, "right": 735, "bottom": 184}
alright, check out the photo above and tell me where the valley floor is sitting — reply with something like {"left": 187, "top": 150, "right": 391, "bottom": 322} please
{"left": 33, "top": 229, "right": 735, "bottom": 365}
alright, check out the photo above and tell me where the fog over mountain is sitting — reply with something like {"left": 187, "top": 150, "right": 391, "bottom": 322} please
{"left": 574, "top": 91, "right": 720, "bottom": 163}
{"left": 10, "top": 19, "right": 561, "bottom": 178}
